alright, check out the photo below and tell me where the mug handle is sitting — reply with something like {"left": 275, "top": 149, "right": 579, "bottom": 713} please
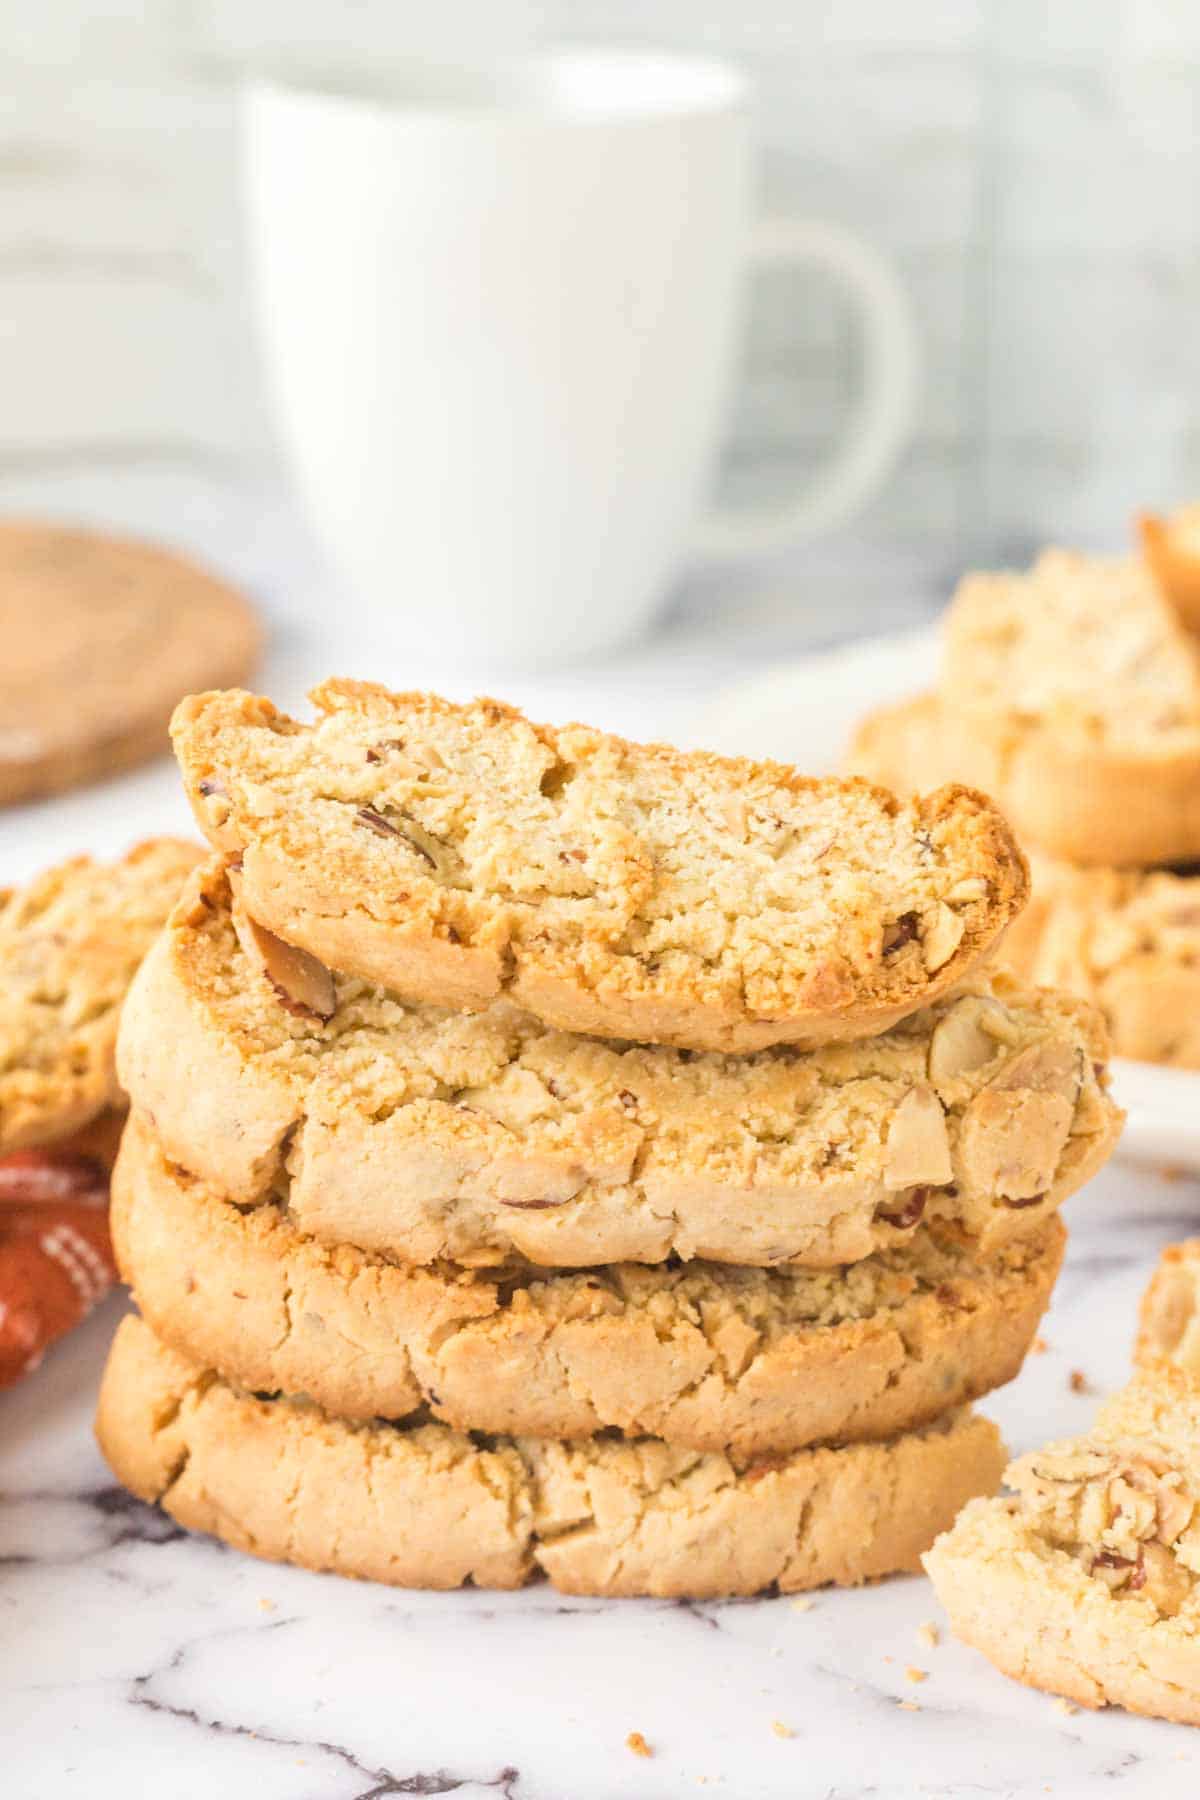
{"left": 694, "top": 217, "right": 919, "bottom": 560}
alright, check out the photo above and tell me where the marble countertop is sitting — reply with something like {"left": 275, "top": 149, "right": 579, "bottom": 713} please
{"left": 5, "top": 1166, "right": 1200, "bottom": 1799}
{"left": 1, "top": 475, "right": 1198, "bottom": 1796}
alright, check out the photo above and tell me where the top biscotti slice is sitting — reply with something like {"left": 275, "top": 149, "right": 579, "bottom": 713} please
{"left": 0, "top": 838, "right": 202, "bottom": 1153}
{"left": 170, "top": 682, "right": 1029, "bottom": 1052}
{"left": 935, "top": 549, "right": 1200, "bottom": 866}
{"left": 925, "top": 1364, "right": 1200, "bottom": 1724}
{"left": 117, "top": 860, "right": 1120, "bottom": 1270}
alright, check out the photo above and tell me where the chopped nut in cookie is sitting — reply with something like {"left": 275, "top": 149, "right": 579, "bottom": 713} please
{"left": 230, "top": 895, "right": 337, "bottom": 1023}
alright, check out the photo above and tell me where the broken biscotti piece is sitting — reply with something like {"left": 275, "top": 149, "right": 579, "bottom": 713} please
{"left": 114, "top": 1113, "right": 1064, "bottom": 1456}
{"left": 1002, "top": 859, "right": 1200, "bottom": 1072}
{"left": 170, "top": 681, "right": 1030, "bottom": 1053}
{"left": 1141, "top": 505, "right": 1200, "bottom": 634}
{"left": 117, "top": 861, "right": 1121, "bottom": 1270}
{"left": 851, "top": 552, "right": 1200, "bottom": 867}
{"left": 0, "top": 839, "right": 202, "bottom": 1153}
{"left": 840, "top": 721, "right": 1200, "bottom": 1067}
{"left": 97, "top": 1315, "right": 1007, "bottom": 1598}
{"left": 926, "top": 1363, "right": 1200, "bottom": 1724}
{"left": 1137, "top": 1241, "right": 1200, "bottom": 1376}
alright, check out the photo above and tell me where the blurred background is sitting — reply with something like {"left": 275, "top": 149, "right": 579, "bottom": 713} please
{"left": 3, "top": 1, "right": 1199, "bottom": 643}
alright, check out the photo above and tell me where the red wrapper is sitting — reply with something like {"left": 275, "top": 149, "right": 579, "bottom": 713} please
{"left": 0, "top": 1148, "right": 115, "bottom": 1388}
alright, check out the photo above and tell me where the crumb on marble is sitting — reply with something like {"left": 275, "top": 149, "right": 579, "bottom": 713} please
{"left": 626, "top": 1731, "right": 653, "bottom": 1759}
{"left": 905, "top": 1667, "right": 928, "bottom": 1684}
{"left": 1032, "top": 1336, "right": 1049, "bottom": 1355}
{"left": 916, "top": 1621, "right": 939, "bottom": 1650}
{"left": 1069, "top": 1369, "right": 1090, "bottom": 1395}
{"left": 771, "top": 1720, "right": 795, "bottom": 1739}
{"left": 1054, "top": 1697, "right": 1078, "bottom": 1717}
{"left": 897, "top": 1700, "right": 921, "bottom": 1712}
{"left": 790, "top": 1596, "right": 813, "bottom": 1613}
{"left": 258, "top": 1596, "right": 276, "bottom": 1612}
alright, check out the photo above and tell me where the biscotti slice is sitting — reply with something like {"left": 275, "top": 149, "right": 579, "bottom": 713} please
{"left": 845, "top": 692, "right": 949, "bottom": 798}
{"left": 0, "top": 839, "right": 202, "bottom": 1153}
{"left": 98, "top": 1315, "right": 1006, "bottom": 1599}
{"left": 935, "top": 550, "right": 1200, "bottom": 866}
{"left": 114, "top": 1114, "right": 1063, "bottom": 1455}
{"left": 1137, "top": 1242, "right": 1200, "bottom": 1377}
{"left": 170, "top": 681, "right": 1029, "bottom": 1052}
{"left": 851, "top": 696, "right": 1200, "bottom": 1066}
{"left": 1002, "top": 859, "right": 1200, "bottom": 1071}
{"left": 117, "top": 861, "right": 1120, "bottom": 1269}
{"left": 1141, "top": 506, "right": 1200, "bottom": 633}
{"left": 926, "top": 1365, "right": 1200, "bottom": 1724}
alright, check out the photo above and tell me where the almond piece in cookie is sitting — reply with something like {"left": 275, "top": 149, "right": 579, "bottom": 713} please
{"left": 228, "top": 874, "right": 336, "bottom": 1023}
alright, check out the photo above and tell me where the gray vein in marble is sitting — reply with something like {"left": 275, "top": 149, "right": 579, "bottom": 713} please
{"left": 130, "top": 1642, "right": 521, "bottom": 1800}
{"left": 39, "top": 1609, "right": 528, "bottom": 1798}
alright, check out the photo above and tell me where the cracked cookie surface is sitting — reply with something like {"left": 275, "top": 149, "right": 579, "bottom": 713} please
{"left": 114, "top": 1115, "right": 1063, "bottom": 1454}
{"left": 849, "top": 552, "right": 1200, "bottom": 866}
{"left": 97, "top": 1316, "right": 1007, "bottom": 1598}
{"left": 117, "top": 862, "right": 1120, "bottom": 1269}
{"left": 0, "top": 839, "right": 202, "bottom": 1152}
{"left": 171, "top": 680, "right": 1029, "bottom": 1053}
{"left": 926, "top": 1364, "right": 1200, "bottom": 1723}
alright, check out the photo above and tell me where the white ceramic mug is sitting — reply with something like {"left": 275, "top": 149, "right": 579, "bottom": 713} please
{"left": 245, "top": 51, "right": 917, "bottom": 666}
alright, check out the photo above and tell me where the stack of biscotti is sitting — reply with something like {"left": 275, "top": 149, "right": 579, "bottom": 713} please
{"left": 848, "top": 549, "right": 1200, "bottom": 1070}
{"left": 97, "top": 683, "right": 1122, "bottom": 1597}
{"left": 926, "top": 1239, "right": 1200, "bottom": 1724}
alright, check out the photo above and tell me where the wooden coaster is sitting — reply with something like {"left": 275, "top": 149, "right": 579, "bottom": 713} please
{"left": 0, "top": 520, "right": 263, "bottom": 805}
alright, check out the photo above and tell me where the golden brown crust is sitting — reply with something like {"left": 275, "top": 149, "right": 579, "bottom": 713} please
{"left": 117, "top": 861, "right": 1120, "bottom": 1270}
{"left": 0, "top": 840, "right": 202, "bottom": 1152}
{"left": 97, "top": 1316, "right": 1007, "bottom": 1598}
{"left": 114, "top": 1115, "right": 1063, "bottom": 1454}
{"left": 170, "top": 681, "right": 1030, "bottom": 1052}
{"left": 0, "top": 522, "right": 262, "bottom": 805}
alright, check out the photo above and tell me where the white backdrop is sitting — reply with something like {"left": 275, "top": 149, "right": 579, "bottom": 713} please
{"left": 2, "top": 0, "right": 1199, "bottom": 570}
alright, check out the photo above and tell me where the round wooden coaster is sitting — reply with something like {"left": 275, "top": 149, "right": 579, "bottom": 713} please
{"left": 0, "top": 520, "right": 263, "bottom": 805}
